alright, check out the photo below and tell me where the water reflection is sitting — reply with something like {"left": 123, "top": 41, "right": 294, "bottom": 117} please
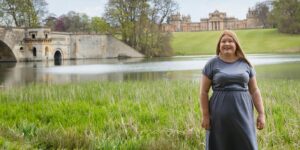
{"left": 0, "top": 62, "right": 16, "bottom": 85}
{"left": 54, "top": 59, "right": 62, "bottom": 66}
{"left": 0, "top": 54, "right": 300, "bottom": 87}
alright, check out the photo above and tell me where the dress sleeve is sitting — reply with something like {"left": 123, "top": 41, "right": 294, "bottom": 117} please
{"left": 202, "top": 59, "right": 214, "bottom": 80}
{"left": 249, "top": 67, "right": 256, "bottom": 78}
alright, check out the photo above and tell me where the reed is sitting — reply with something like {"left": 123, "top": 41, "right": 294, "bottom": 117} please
{"left": 0, "top": 79, "right": 299, "bottom": 149}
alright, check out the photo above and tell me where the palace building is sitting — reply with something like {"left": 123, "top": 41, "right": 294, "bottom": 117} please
{"left": 162, "top": 9, "right": 262, "bottom": 32}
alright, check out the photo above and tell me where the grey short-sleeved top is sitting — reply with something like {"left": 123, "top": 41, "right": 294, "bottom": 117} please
{"left": 202, "top": 56, "right": 255, "bottom": 91}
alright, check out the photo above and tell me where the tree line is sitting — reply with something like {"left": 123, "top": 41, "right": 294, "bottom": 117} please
{"left": 43, "top": 12, "right": 110, "bottom": 34}
{"left": 0, "top": 0, "right": 111, "bottom": 33}
{"left": 253, "top": 0, "right": 300, "bottom": 34}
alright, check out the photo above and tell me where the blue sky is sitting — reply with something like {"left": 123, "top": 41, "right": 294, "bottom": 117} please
{"left": 47, "top": 0, "right": 263, "bottom": 21}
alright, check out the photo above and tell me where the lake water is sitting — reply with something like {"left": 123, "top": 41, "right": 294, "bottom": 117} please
{"left": 1, "top": 54, "right": 300, "bottom": 88}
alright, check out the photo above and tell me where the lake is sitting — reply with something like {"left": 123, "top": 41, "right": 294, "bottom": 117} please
{"left": 0, "top": 54, "right": 300, "bottom": 88}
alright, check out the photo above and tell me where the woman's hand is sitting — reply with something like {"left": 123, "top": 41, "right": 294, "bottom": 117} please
{"left": 257, "top": 114, "right": 265, "bottom": 130}
{"left": 201, "top": 116, "right": 210, "bottom": 130}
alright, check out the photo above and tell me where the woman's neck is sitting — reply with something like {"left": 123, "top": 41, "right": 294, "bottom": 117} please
{"left": 218, "top": 54, "right": 239, "bottom": 63}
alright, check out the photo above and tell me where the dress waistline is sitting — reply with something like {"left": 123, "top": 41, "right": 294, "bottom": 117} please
{"left": 213, "top": 88, "right": 248, "bottom": 92}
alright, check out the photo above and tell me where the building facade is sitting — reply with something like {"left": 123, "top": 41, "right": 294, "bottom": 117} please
{"left": 162, "top": 9, "right": 262, "bottom": 32}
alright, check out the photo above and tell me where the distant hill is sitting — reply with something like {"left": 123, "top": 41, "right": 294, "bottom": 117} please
{"left": 171, "top": 29, "right": 300, "bottom": 55}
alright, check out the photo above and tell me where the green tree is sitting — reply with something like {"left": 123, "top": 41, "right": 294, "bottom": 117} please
{"left": 0, "top": 0, "right": 47, "bottom": 27}
{"left": 104, "top": 0, "right": 177, "bottom": 57}
{"left": 272, "top": 0, "right": 300, "bottom": 34}
{"left": 90, "top": 17, "right": 111, "bottom": 33}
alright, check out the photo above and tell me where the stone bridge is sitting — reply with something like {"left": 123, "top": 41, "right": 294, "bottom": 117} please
{"left": 0, "top": 27, "right": 144, "bottom": 62}
{"left": 0, "top": 28, "right": 25, "bottom": 61}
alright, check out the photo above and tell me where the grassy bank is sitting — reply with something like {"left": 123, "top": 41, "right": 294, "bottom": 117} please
{"left": 172, "top": 29, "right": 300, "bottom": 55}
{"left": 0, "top": 79, "right": 299, "bottom": 149}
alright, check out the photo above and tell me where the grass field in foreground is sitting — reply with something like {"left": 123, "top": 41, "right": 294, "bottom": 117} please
{"left": 171, "top": 29, "right": 300, "bottom": 55}
{"left": 0, "top": 79, "right": 299, "bottom": 149}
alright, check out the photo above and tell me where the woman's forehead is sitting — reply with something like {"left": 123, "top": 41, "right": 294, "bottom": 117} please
{"left": 221, "top": 35, "right": 234, "bottom": 40}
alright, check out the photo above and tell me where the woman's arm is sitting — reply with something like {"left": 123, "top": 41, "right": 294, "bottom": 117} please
{"left": 248, "top": 76, "right": 265, "bottom": 130}
{"left": 200, "top": 75, "right": 212, "bottom": 130}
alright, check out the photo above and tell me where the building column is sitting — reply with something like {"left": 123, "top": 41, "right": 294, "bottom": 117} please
{"left": 214, "top": 22, "right": 216, "bottom": 30}
{"left": 215, "top": 21, "right": 217, "bottom": 30}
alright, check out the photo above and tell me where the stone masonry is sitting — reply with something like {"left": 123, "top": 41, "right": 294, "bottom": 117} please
{"left": 0, "top": 27, "right": 144, "bottom": 62}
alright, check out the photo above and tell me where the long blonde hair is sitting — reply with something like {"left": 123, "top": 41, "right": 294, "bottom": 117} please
{"left": 216, "top": 30, "right": 252, "bottom": 67}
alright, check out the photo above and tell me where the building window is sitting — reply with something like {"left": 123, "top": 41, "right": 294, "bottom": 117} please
{"left": 20, "top": 47, "right": 23, "bottom": 51}
{"left": 33, "top": 47, "right": 37, "bottom": 57}
{"left": 45, "top": 34, "right": 48, "bottom": 39}
{"left": 45, "top": 47, "right": 49, "bottom": 56}
{"left": 32, "top": 34, "right": 36, "bottom": 39}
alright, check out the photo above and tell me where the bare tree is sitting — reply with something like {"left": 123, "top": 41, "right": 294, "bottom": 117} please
{"left": 43, "top": 14, "right": 57, "bottom": 30}
{"left": 254, "top": 2, "right": 271, "bottom": 28}
{"left": 150, "top": 0, "right": 178, "bottom": 26}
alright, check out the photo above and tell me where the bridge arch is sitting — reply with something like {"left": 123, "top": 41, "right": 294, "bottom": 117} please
{"left": 0, "top": 40, "right": 17, "bottom": 62}
{"left": 54, "top": 49, "right": 63, "bottom": 65}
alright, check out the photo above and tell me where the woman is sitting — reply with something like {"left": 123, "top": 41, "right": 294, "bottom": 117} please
{"left": 200, "top": 30, "right": 265, "bottom": 150}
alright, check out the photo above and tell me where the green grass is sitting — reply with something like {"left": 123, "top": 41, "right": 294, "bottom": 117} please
{"left": 0, "top": 79, "right": 299, "bottom": 149}
{"left": 171, "top": 29, "right": 300, "bottom": 55}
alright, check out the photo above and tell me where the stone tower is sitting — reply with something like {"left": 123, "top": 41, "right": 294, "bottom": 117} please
{"left": 168, "top": 12, "right": 182, "bottom": 32}
{"left": 246, "top": 8, "right": 260, "bottom": 28}
{"left": 182, "top": 15, "right": 191, "bottom": 23}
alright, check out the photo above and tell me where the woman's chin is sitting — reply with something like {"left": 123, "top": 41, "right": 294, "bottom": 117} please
{"left": 221, "top": 51, "right": 235, "bottom": 55}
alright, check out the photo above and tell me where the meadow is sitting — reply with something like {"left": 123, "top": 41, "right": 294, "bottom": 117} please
{"left": 0, "top": 78, "right": 299, "bottom": 149}
{"left": 171, "top": 29, "right": 300, "bottom": 55}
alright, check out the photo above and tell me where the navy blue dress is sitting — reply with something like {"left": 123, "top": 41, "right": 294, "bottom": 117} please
{"left": 203, "top": 56, "right": 258, "bottom": 150}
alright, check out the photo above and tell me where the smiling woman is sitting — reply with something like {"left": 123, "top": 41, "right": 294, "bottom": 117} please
{"left": 200, "top": 30, "right": 265, "bottom": 150}
{"left": 219, "top": 35, "right": 237, "bottom": 56}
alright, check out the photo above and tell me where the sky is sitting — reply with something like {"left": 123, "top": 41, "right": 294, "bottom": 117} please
{"left": 47, "top": 0, "right": 263, "bottom": 21}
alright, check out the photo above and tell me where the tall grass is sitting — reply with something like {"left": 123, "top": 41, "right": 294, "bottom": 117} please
{"left": 0, "top": 79, "right": 299, "bottom": 149}
{"left": 171, "top": 29, "right": 300, "bottom": 55}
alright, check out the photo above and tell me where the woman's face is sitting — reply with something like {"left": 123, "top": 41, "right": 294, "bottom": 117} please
{"left": 219, "top": 35, "right": 237, "bottom": 56}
